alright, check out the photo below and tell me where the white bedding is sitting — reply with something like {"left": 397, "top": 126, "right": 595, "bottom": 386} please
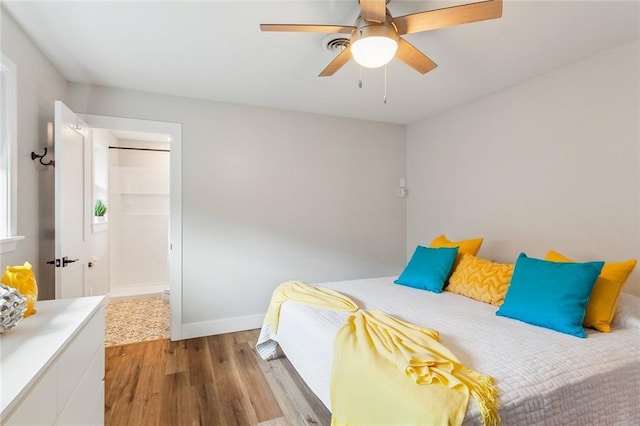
{"left": 257, "top": 276, "right": 640, "bottom": 425}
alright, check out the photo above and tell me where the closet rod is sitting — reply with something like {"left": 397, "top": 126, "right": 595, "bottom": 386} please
{"left": 108, "top": 146, "right": 170, "bottom": 153}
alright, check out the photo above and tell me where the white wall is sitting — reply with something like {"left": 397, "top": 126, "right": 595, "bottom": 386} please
{"left": 407, "top": 40, "right": 640, "bottom": 295}
{"left": 86, "top": 128, "right": 115, "bottom": 297}
{"left": 87, "top": 224, "right": 109, "bottom": 296}
{"left": 0, "top": 8, "right": 68, "bottom": 299}
{"left": 67, "top": 84, "right": 407, "bottom": 335}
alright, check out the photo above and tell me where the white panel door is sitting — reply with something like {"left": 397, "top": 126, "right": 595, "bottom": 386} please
{"left": 54, "top": 101, "right": 91, "bottom": 299}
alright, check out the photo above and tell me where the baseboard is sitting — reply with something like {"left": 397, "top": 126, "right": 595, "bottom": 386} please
{"left": 180, "top": 313, "right": 265, "bottom": 339}
{"left": 110, "top": 283, "right": 168, "bottom": 299}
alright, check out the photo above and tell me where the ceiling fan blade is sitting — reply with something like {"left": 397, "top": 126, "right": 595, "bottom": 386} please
{"left": 360, "top": 0, "right": 387, "bottom": 23}
{"left": 260, "top": 24, "right": 354, "bottom": 34}
{"left": 394, "top": 0, "right": 503, "bottom": 35}
{"left": 319, "top": 48, "right": 352, "bottom": 77}
{"left": 396, "top": 38, "right": 437, "bottom": 74}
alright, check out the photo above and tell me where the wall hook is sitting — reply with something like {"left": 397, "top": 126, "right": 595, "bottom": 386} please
{"left": 31, "top": 147, "right": 55, "bottom": 167}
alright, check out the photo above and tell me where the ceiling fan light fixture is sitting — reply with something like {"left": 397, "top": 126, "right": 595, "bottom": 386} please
{"left": 351, "top": 36, "right": 398, "bottom": 68}
{"left": 350, "top": 19, "right": 399, "bottom": 69}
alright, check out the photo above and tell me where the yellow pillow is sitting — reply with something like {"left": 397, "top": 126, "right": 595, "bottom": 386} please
{"left": 545, "top": 250, "right": 637, "bottom": 332}
{"left": 448, "top": 254, "right": 514, "bottom": 306}
{"left": 430, "top": 234, "right": 484, "bottom": 270}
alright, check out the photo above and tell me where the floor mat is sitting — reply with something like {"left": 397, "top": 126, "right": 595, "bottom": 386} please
{"left": 105, "top": 297, "right": 170, "bottom": 347}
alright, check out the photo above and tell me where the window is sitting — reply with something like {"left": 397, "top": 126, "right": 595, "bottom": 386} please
{"left": 1, "top": 52, "right": 23, "bottom": 253}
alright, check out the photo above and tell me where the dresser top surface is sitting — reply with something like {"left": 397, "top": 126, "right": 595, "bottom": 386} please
{"left": 0, "top": 296, "right": 106, "bottom": 419}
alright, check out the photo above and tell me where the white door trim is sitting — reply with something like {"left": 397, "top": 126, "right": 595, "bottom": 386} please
{"left": 79, "top": 113, "right": 183, "bottom": 341}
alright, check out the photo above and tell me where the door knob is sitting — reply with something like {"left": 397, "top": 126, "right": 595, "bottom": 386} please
{"left": 62, "top": 257, "right": 79, "bottom": 267}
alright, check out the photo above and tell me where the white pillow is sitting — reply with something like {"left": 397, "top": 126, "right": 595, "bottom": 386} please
{"left": 611, "top": 292, "right": 640, "bottom": 331}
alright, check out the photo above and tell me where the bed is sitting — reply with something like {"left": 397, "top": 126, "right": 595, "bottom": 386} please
{"left": 257, "top": 276, "right": 640, "bottom": 425}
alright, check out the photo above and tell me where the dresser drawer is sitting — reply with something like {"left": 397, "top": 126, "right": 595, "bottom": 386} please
{"left": 4, "top": 363, "right": 58, "bottom": 426}
{"left": 84, "top": 378, "right": 105, "bottom": 426}
{"left": 57, "top": 346, "right": 105, "bottom": 425}
{"left": 57, "top": 306, "right": 105, "bottom": 410}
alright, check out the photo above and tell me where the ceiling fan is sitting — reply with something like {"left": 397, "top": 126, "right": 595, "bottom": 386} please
{"left": 261, "top": 0, "right": 503, "bottom": 77}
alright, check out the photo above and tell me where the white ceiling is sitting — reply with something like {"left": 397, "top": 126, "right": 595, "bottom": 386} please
{"left": 4, "top": 1, "right": 639, "bottom": 124}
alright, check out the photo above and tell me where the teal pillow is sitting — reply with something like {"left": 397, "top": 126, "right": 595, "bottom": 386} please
{"left": 496, "top": 253, "right": 604, "bottom": 338}
{"left": 394, "top": 246, "right": 458, "bottom": 293}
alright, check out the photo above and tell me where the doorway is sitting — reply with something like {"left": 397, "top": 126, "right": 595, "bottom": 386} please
{"left": 95, "top": 130, "right": 171, "bottom": 298}
{"left": 81, "top": 114, "right": 182, "bottom": 341}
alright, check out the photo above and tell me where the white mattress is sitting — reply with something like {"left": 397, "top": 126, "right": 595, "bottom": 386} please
{"left": 257, "top": 277, "right": 640, "bottom": 425}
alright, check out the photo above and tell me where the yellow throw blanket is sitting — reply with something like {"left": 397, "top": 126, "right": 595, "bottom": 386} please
{"left": 263, "top": 281, "right": 500, "bottom": 426}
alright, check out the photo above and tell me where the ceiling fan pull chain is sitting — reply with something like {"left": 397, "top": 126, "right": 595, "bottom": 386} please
{"left": 358, "top": 66, "right": 363, "bottom": 89}
{"left": 383, "top": 65, "right": 388, "bottom": 104}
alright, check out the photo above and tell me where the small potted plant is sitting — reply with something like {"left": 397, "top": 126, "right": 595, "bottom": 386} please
{"left": 94, "top": 199, "right": 108, "bottom": 222}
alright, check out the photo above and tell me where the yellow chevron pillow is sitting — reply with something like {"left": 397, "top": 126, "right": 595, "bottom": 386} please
{"left": 545, "top": 250, "right": 637, "bottom": 332}
{"left": 448, "top": 254, "right": 514, "bottom": 306}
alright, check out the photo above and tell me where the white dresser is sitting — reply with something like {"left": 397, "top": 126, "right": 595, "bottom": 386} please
{"left": 0, "top": 296, "right": 106, "bottom": 425}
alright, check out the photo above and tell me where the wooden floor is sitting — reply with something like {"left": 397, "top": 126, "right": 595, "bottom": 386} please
{"left": 105, "top": 329, "right": 331, "bottom": 426}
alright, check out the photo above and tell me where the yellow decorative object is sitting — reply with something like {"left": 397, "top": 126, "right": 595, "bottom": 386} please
{"left": 545, "top": 251, "right": 637, "bottom": 332}
{"left": 448, "top": 254, "right": 514, "bottom": 306}
{"left": 264, "top": 281, "right": 499, "bottom": 426}
{"left": 1, "top": 262, "right": 38, "bottom": 318}
{"left": 430, "top": 234, "right": 484, "bottom": 271}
